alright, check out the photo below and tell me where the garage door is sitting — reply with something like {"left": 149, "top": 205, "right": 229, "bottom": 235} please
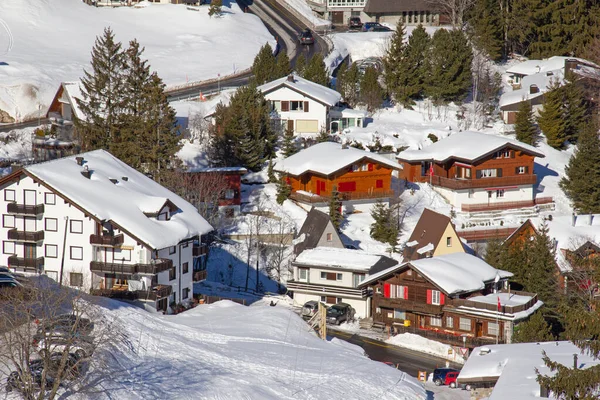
{"left": 296, "top": 120, "right": 319, "bottom": 133}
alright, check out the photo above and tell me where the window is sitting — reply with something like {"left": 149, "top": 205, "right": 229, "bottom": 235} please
{"left": 44, "top": 193, "right": 56, "bottom": 205}
{"left": 468, "top": 190, "right": 474, "bottom": 198}
{"left": 3, "top": 215, "right": 15, "bottom": 228}
{"left": 70, "top": 273, "right": 83, "bottom": 287}
{"left": 114, "top": 249, "right": 131, "bottom": 262}
{"left": 320, "top": 296, "right": 326, "bottom": 302}
{"left": 45, "top": 244, "right": 58, "bottom": 258}
{"left": 496, "top": 189, "right": 505, "bottom": 198}
{"left": 361, "top": 163, "right": 368, "bottom": 171}
{"left": 3, "top": 241, "right": 15, "bottom": 255}
{"left": 376, "top": 306, "right": 381, "bottom": 314}
{"left": 45, "top": 218, "right": 58, "bottom": 232}
{"left": 4, "top": 189, "right": 15, "bottom": 202}
{"left": 158, "top": 212, "right": 169, "bottom": 221}
{"left": 225, "top": 189, "right": 235, "bottom": 199}
{"left": 352, "top": 164, "right": 359, "bottom": 172}
{"left": 336, "top": 273, "right": 343, "bottom": 281}
{"left": 169, "top": 266, "right": 176, "bottom": 281}
{"left": 390, "top": 284, "right": 408, "bottom": 299}
{"left": 326, "top": 233, "right": 333, "bottom": 242}
{"left": 290, "top": 101, "right": 304, "bottom": 111}
{"left": 70, "top": 246, "right": 83, "bottom": 260}
{"left": 336, "top": 297, "right": 343, "bottom": 304}
{"left": 446, "top": 316, "right": 454, "bottom": 328}
{"left": 479, "top": 169, "right": 497, "bottom": 178}
{"left": 488, "top": 322, "right": 499, "bottom": 336}
{"left": 407, "top": 269, "right": 412, "bottom": 276}
{"left": 459, "top": 317, "right": 471, "bottom": 331}
{"left": 299, "top": 268, "right": 308, "bottom": 281}
{"left": 182, "top": 288, "right": 190, "bottom": 300}
{"left": 353, "top": 273, "right": 365, "bottom": 288}
{"left": 183, "top": 262, "right": 189, "bottom": 274}
{"left": 517, "top": 166, "right": 528, "bottom": 174}
{"left": 394, "top": 309, "right": 406, "bottom": 320}
{"left": 431, "top": 290, "right": 441, "bottom": 305}
{"left": 272, "top": 100, "right": 281, "bottom": 112}
{"left": 45, "top": 271, "right": 58, "bottom": 282}
{"left": 375, "top": 286, "right": 382, "bottom": 294}
{"left": 70, "top": 220, "right": 83, "bottom": 234}
{"left": 446, "top": 237, "right": 452, "bottom": 247}
{"left": 182, "top": 242, "right": 189, "bottom": 248}
{"left": 430, "top": 316, "right": 442, "bottom": 327}
{"left": 387, "top": 310, "right": 394, "bottom": 319}
{"left": 169, "top": 246, "right": 176, "bottom": 255}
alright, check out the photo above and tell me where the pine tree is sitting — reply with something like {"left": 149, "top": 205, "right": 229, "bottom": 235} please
{"left": 276, "top": 176, "right": 291, "bottom": 204}
{"left": 512, "top": 311, "right": 554, "bottom": 343}
{"left": 382, "top": 19, "right": 406, "bottom": 99}
{"left": 208, "top": 0, "right": 222, "bottom": 17}
{"left": 537, "top": 80, "right": 567, "bottom": 149}
{"left": 267, "top": 158, "right": 277, "bottom": 183}
{"left": 360, "top": 66, "right": 383, "bottom": 112}
{"left": 275, "top": 50, "right": 291, "bottom": 79}
{"left": 484, "top": 237, "right": 505, "bottom": 268}
{"left": 370, "top": 200, "right": 399, "bottom": 250}
{"left": 281, "top": 125, "right": 298, "bottom": 157}
{"left": 303, "top": 53, "right": 328, "bottom": 86}
{"left": 560, "top": 121, "right": 600, "bottom": 214}
{"left": 316, "top": 129, "right": 330, "bottom": 143}
{"left": 469, "top": 0, "right": 503, "bottom": 60}
{"left": 523, "top": 223, "right": 559, "bottom": 310}
{"left": 514, "top": 100, "right": 537, "bottom": 145}
{"left": 335, "top": 60, "right": 348, "bottom": 99}
{"left": 563, "top": 73, "right": 588, "bottom": 143}
{"left": 329, "top": 190, "right": 343, "bottom": 231}
{"left": 395, "top": 25, "right": 431, "bottom": 107}
{"left": 75, "top": 27, "right": 124, "bottom": 151}
{"left": 336, "top": 62, "right": 360, "bottom": 107}
{"left": 251, "top": 44, "right": 276, "bottom": 85}
{"left": 295, "top": 52, "right": 306, "bottom": 76}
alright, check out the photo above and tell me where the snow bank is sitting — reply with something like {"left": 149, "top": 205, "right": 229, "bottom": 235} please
{"left": 386, "top": 333, "right": 462, "bottom": 363}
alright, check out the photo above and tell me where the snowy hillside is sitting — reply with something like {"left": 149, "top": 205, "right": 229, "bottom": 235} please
{"left": 0, "top": 0, "right": 274, "bottom": 121}
{"left": 81, "top": 299, "right": 426, "bottom": 399}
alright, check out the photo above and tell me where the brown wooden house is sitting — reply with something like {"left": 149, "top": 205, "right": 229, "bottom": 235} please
{"left": 559, "top": 240, "right": 600, "bottom": 298}
{"left": 359, "top": 253, "right": 542, "bottom": 347}
{"left": 274, "top": 142, "right": 401, "bottom": 204}
{"left": 396, "top": 131, "right": 550, "bottom": 213}
{"left": 403, "top": 208, "right": 466, "bottom": 260}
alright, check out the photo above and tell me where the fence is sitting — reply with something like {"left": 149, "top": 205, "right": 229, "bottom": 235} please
{"left": 457, "top": 227, "right": 518, "bottom": 242}
{"left": 461, "top": 197, "right": 554, "bottom": 213}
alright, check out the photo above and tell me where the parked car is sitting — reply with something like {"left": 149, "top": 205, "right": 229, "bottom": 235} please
{"left": 0, "top": 275, "right": 22, "bottom": 288}
{"left": 433, "top": 368, "right": 461, "bottom": 386}
{"left": 347, "top": 17, "right": 362, "bottom": 30}
{"left": 36, "top": 314, "right": 94, "bottom": 338}
{"left": 33, "top": 334, "right": 95, "bottom": 359}
{"left": 6, "top": 359, "right": 54, "bottom": 393}
{"left": 301, "top": 300, "right": 322, "bottom": 319}
{"left": 299, "top": 29, "right": 315, "bottom": 45}
{"left": 371, "top": 25, "right": 392, "bottom": 32}
{"left": 362, "top": 22, "right": 383, "bottom": 32}
{"left": 326, "top": 303, "right": 355, "bottom": 325}
{"left": 0, "top": 266, "right": 13, "bottom": 274}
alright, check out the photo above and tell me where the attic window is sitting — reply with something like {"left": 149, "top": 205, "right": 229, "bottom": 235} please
{"left": 109, "top": 179, "right": 118, "bottom": 184}
{"left": 546, "top": 71, "right": 554, "bottom": 76}
{"left": 122, "top": 176, "right": 129, "bottom": 181}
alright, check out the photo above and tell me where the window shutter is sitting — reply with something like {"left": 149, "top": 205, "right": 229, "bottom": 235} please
{"left": 515, "top": 167, "right": 519, "bottom": 174}
{"left": 376, "top": 179, "right": 383, "bottom": 188}
{"left": 511, "top": 150, "right": 515, "bottom": 158}
{"left": 497, "top": 168, "right": 503, "bottom": 177}
{"left": 384, "top": 283, "right": 391, "bottom": 298}
{"left": 282, "top": 101, "right": 290, "bottom": 112}
{"left": 440, "top": 293, "right": 445, "bottom": 305}
{"left": 304, "top": 101, "right": 309, "bottom": 112}
{"left": 476, "top": 170, "right": 482, "bottom": 179}
{"left": 426, "top": 289, "right": 432, "bottom": 304}
{"left": 525, "top": 166, "right": 529, "bottom": 174}
{"left": 368, "top": 163, "right": 373, "bottom": 171}
{"left": 404, "top": 286, "right": 409, "bottom": 299}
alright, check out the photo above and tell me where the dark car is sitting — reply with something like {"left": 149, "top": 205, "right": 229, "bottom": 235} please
{"left": 433, "top": 368, "right": 460, "bottom": 386}
{"left": 371, "top": 25, "right": 392, "bottom": 32}
{"left": 348, "top": 17, "right": 362, "bottom": 30}
{"left": 362, "top": 22, "right": 383, "bottom": 32}
{"left": 36, "top": 314, "right": 94, "bottom": 338}
{"left": 0, "top": 275, "right": 22, "bottom": 288}
{"left": 326, "top": 303, "right": 355, "bottom": 325}
{"left": 6, "top": 359, "right": 54, "bottom": 393}
{"left": 299, "top": 29, "right": 315, "bottom": 45}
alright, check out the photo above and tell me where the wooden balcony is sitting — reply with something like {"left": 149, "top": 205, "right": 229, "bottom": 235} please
{"left": 461, "top": 197, "right": 554, "bottom": 213}
{"left": 447, "top": 291, "right": 539, "bottom": 314}
{"left": 193, "top": 244, "right": 208, "bottom": 257}
{"left": 376, "top": 296, "right": 444, "bottom": 315}
{"left": 7, "top": 203, "right": 44, "bottom": 216}
{"left": 90, "top": 258, "right": 173, "bottom": 275}
{"left": 8, "top": 256, "right": 44, "bottom": 272}
{"left": 429, "top": 174, "right": 537, "bottom": 190}
{"left": 89, "top": 233, "right": 124, "bottom": 246}
{"left": 7, "top": 229, "right": 44, "bottom": 242}
{"left": 194, "top": 270, "right": 207, "bottom": 282}
{"left": 287, "top": 280, "right": 369, "bottom": 298}
{"left": 90, "top": 285, "right": 172, "bottom": 301}
{"left": 290, "top": 190, "right": 395, "bottom": 204}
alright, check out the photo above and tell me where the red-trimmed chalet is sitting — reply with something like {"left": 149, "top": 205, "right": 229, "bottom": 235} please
{"left": 186, "top": 167, "right": 247, "bottom": 217}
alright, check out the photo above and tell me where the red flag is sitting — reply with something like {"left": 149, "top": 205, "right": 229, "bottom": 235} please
{"left": 497, "top": 296, "right": 501, "bottom": 312}
{"left": 429, "top": 164, "right": 434, "bottom": 176}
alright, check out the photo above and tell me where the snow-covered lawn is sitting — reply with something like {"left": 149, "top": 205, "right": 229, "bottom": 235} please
{"left": 0, "top": 0, "right": 273, "bottom": 121}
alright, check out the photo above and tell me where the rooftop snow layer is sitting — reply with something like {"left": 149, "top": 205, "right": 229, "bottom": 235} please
{"left": 396, "top": 131, "right": 544, "bottom": 162}
{"left": 458, "top": 341, "right": 600, "bottom": 400}
{"left": 62, "top": 82, "right": 85, "bottom": 121}
{"left": 294, "top": 247, "right": 387, "bottom": 271}
{"left": 274, "top": 142, "right": 401, "bottom": 176}
{"left": 257, "top": 74, "right": 342, "bottom": 106}
{"left": 505, "top": 56, "right": 595, "bottom": 76}
{"left": 468, "top": 292, "right": 534, "bottom": 307}
{"left": 26, "top": 149, "right": 213, "bottom": 249}
{"left": 499, "top": 69, "right": 564, "bottom": 108}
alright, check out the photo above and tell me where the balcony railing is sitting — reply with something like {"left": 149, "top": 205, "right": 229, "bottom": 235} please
{"left": 193, "top": 244, "right": 208, "bottom": 257}
{"left": 7, "top": 203, "right": 44, "bottom": 216}
{"left": 90, "top": 285, "right": 172, "bottom": 301}
{"left": 290, "top": 190, "right": 395, "bottom": 204}
{"left": 89, "top": 233, "right": 124, "bottom": 246}
{"left": 429, "top": 174, "right": 537, "bottom": 190}
{"left": 375, "top": 296, "right": 444, "bottom": 315}
{"left": 90, "top": 258, "right": 173, "bottom": 275}
{"left": 447, "top": 291, "right": 539, "bottom": 314}
{"left": 7, "top": 229, "right": 44, "bottom": 242}
{"left": 8, "top": 256, "right": 44, "bottom": 272}
{"left": 461, "top": 197, "right": 554, "bottom": 213}
{"left": 286, "top": 280, "right": 369, "bottom": 298}
{"left": 194, "top": 270, "right": 207, "bottom": 282}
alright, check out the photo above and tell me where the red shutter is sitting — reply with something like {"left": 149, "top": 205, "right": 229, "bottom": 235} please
{"left": 368, "top": 163, "right": 373, "bottom": 171}
{"left": 404, "top": 286, "right": 408, "bottom": 300}
{"left": 281, "top": 101, "right": 290, "bottom": 112}
{"left": 339, "top": 181, "right": 356, "bottom": 192}
{"left": 426, "top": 289, "right": 432, "bottom": 304}
{"left": 321, "top": 181, "right": 326, "bottom": 191}
{"left": 440, "top": 293, "right": 445, "bottom": 305}
{"left": 384, "top": 283, "right": 391, "bottom": 298}
{"left": 376, "top": 179, "right": 383, "bottom": 188}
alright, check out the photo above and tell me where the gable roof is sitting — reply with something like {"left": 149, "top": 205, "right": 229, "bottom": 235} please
{"left": 257, "top": 74, "right": 342, "bottom": 106}
{"left": 405, "top": 208, "right": 455, "bottom": 254}
{"left": 363, "top": 0, "right": 437, "bottom": 13}
{"left": 503, "top": 219, "right": 538, "bottom": 246}
{"left": 274, "top": 142, "right": 401, "bottom": 176}
{"left": 396, "top": 131, "right": 544, "bottom": 163}
{"left": 293, "top": 246, "right": 398, "bottom": 272}
{"left": 359, "top": 253, "right": 513, "bottom": 296}
{"left": 294, "top": 207, "right": 342, "bottom": 254}
{"left": 24, "top": 150, "right": 213, "bottom": 250}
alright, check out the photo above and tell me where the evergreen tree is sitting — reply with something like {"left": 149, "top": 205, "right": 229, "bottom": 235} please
{"left": 514, "top": 100, "right": 537, "bottom": 145}
{"left": 469, "top": 0, "right": 503, "bottom": 60}
{"left": 560, "top": 122, "right": 600, "bottom": 214}
{"left": 316, "top": 129, "right": 330, "bottom": 143}
{"left": 382, "top": 19, "right": 406, "bottom": 100}
{"left": 563, "top": 73, "right": 588, "bottom": 143}
{"left": 523, "top": 223, "right": 559, "bottom": 310}
{"left": 394, "top": 25, "right": 431, "bottom": 107}
{"left": 360, "top": 66, "right": 383, "bottom": 112}
{"left": 484, "top": 237, "right": 505, "bottom": 268}
{"left": 370, "top": 200, "right": 399, "bottom": 251}
{"left": 329, "top": 190, "right": 343, "bottom": 231}
{"left": 267, "top": 158, "right": 277, "bottom": 183}
{"left": 537, "top": 80, "right": 567, "bottom": 149}
{"left": 275, "top": 176, "right": 291, "bottom": 204}
{"left": 335, "top": 60, "right": 348, "bottom": 99}
{"left": 303, "top": 53, "right": 328, "bottom": 86}
{"left": 336, "top": 61, "right": 360, "bottom": 107}
{"left": 295, "top": 52, "right": 307, "bottom": 76}
{"left": 75, "top": 27, "right": 124, "bottom": 151}
{"left": 512, "top": 311, "right": 554, "bottom": 343}
{"left": 251, "top": 44, "right": 276, "bottom": 85}
{"left": 208, "top": 0, "right": 222, "bottom": 17}
{"left": 281, "top": 125, "right": 298, "bottom": 157}
{"left": 274, "top": 50, "right": 291, "bottom": 79}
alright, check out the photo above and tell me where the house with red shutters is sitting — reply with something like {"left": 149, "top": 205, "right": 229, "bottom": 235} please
{"left": 358, "top": 253, "right": 543, "bottom": 347}
{"left": 185, "top": 166, "right": 247, "bottom": 218}
{"left": 396, "top": 131, "right": 552, "bottom": 213}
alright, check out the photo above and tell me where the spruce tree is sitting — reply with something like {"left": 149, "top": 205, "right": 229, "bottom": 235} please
{"left": 382, "top": 19, "right": 406, "bottom": 100}
{"left": 560, "top": 122, "right": 600, "bottom": 214}
{"left": 281, "top": 125, "right": 298, "bottom": 157}
{"left": 395, "top": 25, "right": 431, "bottom": 107}
{"left": 537, "top": 80, "right": 567, "bottom": 149}
{"left": 267, "top": 158, "right": 276, "bottom": 183}
{"left": 251, "top": 44, "right": 276, "bottom": 85}
{"left": 316, "top": 129, "right": 330, "bottom": 143}
{"left": 329, "top": 190, "right": 343, "bottom": 231}
{"left": 276, "top": 177, "right": 291, "bottom": 204}
{"left": 484, "top": 237, "right": 504, "bottom": 269}
{"left": 512, "top": 311, "right": 554, "bottom": 343}
{"left": 360, "top": 66, "right": 383, "bottom": 112}
{"left": 76, "top": 27, "right": 124, "bottom": 151}
{"left": 563, "top": 73, "right": 588, "bottom": 143}
{"left": 303, "top": 53, "right": 328, "bottom": 86}
{"left": 275, "top": 50, "right": 291, "bottom": 79}
{"left": 469, "top": 0, "right": 503, "bottom": 60}
{"left": 335, "top": 61, "right": 348, "bottom": 100}
{"left": 370, "top": 201, "right": 399, "bottom": 251}
{"left": 523, "top": 223, "right": 559, "bottom": 310}
{"left": 295, "top": 52, "right": 307, "bottom": 76}
{"left": 514, "top": 100, "right": 537, "bottom": 145}
{"left": 208, "top": 0, "right": 222, "bottom": 17}
{"left": 336, "top": 62, "right": 360, "bottom": 107}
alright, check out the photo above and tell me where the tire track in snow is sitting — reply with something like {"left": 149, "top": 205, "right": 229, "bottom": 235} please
{"left": 0, "top": 18, "right": 13, "bottom": 55}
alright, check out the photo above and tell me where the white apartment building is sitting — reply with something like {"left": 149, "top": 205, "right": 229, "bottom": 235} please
{"left": 0, "top": 150, "right": 212, "bottom": 311}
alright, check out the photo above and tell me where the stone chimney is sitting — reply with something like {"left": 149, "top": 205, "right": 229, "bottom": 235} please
{"left": 76, "top": 156, "right": 84, "bottom": 166}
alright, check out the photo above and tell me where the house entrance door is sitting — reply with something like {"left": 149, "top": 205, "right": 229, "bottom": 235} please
{"left": 316, "top": 180, "right": 325, "bottom": 196}
{"left": 24, "top": 243, "right": 36, "bottom": 259}
{"left": 475, "top": 322, "right": 483, "bottom": 337}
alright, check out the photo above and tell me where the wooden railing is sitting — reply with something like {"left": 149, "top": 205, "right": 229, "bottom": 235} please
{"left": 90, "top": 285, "right": 172, "bottom": 301}
{"left": 287, "top": 280, "right": 369, "bottom": 298}
{"left": 430, "top": 174, "right": 537, "bottom": 190}
{"left": 7, "top": 229, "right": 44, "bottom": 242}
{"left": 457, "top": 227, "right": 518, "bottom": 242}
{"left": 193, "top": 244, "right": 208, "bottom": 257}
{"left": 8, "top": 256, "right": 44, "bottom": 271}
{"left": 447, "top": 291, "right": 538, "bottom": 314}
{"left": 90, "top": 258, "right": 173, "bottom": 275}
{"left": 290, "top": 190, "right": 395, "bottom": 204}
{"left": 461, "top": 197, "right": 554, "bottom": 213}
{"left": 90, "top": 233, "right": 124, "bottom": 246}
{"left": 194, "top": 270, "right": 207, "bottom": 282}
{"left": 7, "top": 203, "right": 44, "bottom": 216}
{"left": 382, "top": 321, "right": 504, "bottom": 348}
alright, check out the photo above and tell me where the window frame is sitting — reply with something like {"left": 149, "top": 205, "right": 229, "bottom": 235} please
{"left": 70, "top": 220, "right": 83, "bottom": 234}
{"left": 290, "top": 100, "right": 304, "bottom": 111}
{"left": 224, "top": 189, "right": 235, "bottom": 199}
{"left": 45, "top": 218, "right": 58, "bottom": 232}
{"left": 70, "top": 246, "right": 83, "bottom": 260}
{"left": 431, "top": 290, "right": 441, "bottom": 305}
{"left": 4, "top": 189, "right": 15, "bottom": 202}
{"left": 446, "top": 316, "right": 454, "bottom": 328}
{"left": 3, "top": 241, "right": 15, "bottom": 255}
{"left": 446, "top": 236, "right": 452, "bottom": 247}
{"left": 69, "top": 272, "right": 83, "bottom": 287}
{"left": 2, "top": 215, "right": 15, "bottom": 228}
{"left": 487, "top": 321, "right": 499, "bottom": 336}
{"left": 169, "top": 246, "right": 176, "bottom": 255}
{"left": 44, "top": 193, "right": 56, "bottom": 205}
{"left": 326, "top": 233, "right": 333, "bottom": 242}
{"left": 430, "top": 316, "right": 442, "bottom": 327}
{"left": 183, "top": 262, "right": 189, "bottom": 274}
{"left": 299, "top": 268, "right": 308, "bottom": 281}
{"left": 182, "top": 287, "right": 189, "bottom": 299}
{"left": 459, "top": 317, "right": 471, "bottom": 331}
{"left": 45, "top": 244, "right": 58, "bottom": 258}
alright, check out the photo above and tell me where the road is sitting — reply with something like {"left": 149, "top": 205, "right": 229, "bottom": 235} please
{"left": 328, "top": 328, "right": 463, "bottom": 378}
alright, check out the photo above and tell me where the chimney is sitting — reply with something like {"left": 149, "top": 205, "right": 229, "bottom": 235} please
{"left": 122, "top": 176, "right": 129, "bottom": 181}
{"left": 76, "top": 156, "right": 84, "bottom": 166}
{"left": 287, "top": 74, "right": 295, "bottom": 83}
{"left": 81, "top": 165, "right": 91, "bottom": 179}
{"left": 574, "top": 353, "right": 578, "bottom": 369}
{"left": 109, "top": 178, "right": 118, "bottom": 184}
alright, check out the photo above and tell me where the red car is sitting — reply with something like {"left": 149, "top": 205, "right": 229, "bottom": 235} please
{"left": 445, "top": 371, "right": 460, "bottom": 388}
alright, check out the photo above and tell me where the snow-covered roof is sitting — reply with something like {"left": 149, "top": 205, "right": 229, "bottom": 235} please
{"left": 452, "top": 292, "right": 543, "bottom": 322}
{"left": 396, "top": 131, "right": 544, "bottom": 163}
{"left": 458, "top": 341, "right": 600, "bottom": 400}
{"left": 62, "top": 81, "right": 85, "bottom": 121}
{"left": 469, "top": 292, "right": 532, "bottom": 307}
{"left": 187, "top": 166, "right": 248, "bottom": 174}
{"left": 257, "top": 74, "right": 342, "bottom": 106}
{"left": 416, "top": 243, "right": 433, "bottom": 255}
{"left": 329, "top": 107, "right": 368, "bottom": 119}
{"left": 25, "top": 150, "right": 213, "bottom": 250}
{"left": 499, "top": 69, "right": 564, "bottom": 108}
{"left": 294, "top": 246, "right": 390, "bottom": 272}
{"left": 274, "top": 142, "right": 401, "bottom": 176}
{"left": 505, "top": 56, "right": 595, "bottom": 76}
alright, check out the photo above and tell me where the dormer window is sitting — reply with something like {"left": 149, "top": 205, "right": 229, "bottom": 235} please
{"left": 158, "top": 211, "right": 170, "bottom": 221}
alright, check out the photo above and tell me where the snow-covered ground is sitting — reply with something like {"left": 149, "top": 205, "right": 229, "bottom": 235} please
{"left": 0, "top": 0, "right": 273, "bottom": 121}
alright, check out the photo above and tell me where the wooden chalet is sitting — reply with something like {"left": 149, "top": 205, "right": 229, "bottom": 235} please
{"left": 274, "top": 142, "right": 401, "bottom": 204}
{"left": 403, "top": 208, "right": 466, "bottom": 260}
{"left": 293, "top": 207, "right": 344, "bottom": 256}
{"left": 359, "top": 253, "right": 543, "bottom": 348}
{"left": 559, "top": 240, "right": 600, "bottom": 298}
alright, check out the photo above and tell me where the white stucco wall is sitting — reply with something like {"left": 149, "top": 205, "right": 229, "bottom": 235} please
{"left": 264, "top": 86, "right": 329, "bottom": 135}
{"left": 433, "top": 184, "right": 534, "bottom": 209}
